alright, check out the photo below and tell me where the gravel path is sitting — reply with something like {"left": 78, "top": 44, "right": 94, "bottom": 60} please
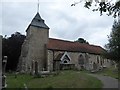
{"left": 88, "top": 74, "right": 119, "bottom": 89}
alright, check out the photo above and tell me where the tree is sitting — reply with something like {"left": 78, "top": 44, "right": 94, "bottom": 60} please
{"left": 105, "top": 19, "right": 120, "bottom": 62}
{"left": 71, "top": 0, "right": 120, "bottom": 18}
{"left": 75, "top": 38, "right": 89, "bottom": 44}
{"left": 2, "top": 32, "right": 26, "bottom": 71}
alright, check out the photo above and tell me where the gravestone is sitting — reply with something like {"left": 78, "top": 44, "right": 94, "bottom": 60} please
{"left": 2, "top": 56, "right": 7, "bottom": 74}
{"left": 2, "top": 74, "right": 7, "bottom": 88}
{"left": 2, "top": 56, "right": 7, "bottom": 89}
{"left": 24, "top": 83, "right": 28, "bottom": 90}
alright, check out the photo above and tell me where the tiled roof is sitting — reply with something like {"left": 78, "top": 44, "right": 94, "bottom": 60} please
{"left": 47, "top": 38, "right": 106, "bottom": 55}
{"left": 30, "top": 13, "right": 49, "bottom": 29}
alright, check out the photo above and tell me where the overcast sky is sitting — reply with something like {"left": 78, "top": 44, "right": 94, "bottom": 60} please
{"left": 1, "top": 0, "right": 114, "bottom": 48}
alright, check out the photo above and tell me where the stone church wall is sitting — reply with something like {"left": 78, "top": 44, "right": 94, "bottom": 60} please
{"left": 47, "top": 50, "right": 107, "bottom": 71}
{"left": 47, "top": 50, "right": 54, "bottom": 71}
{"left": 18, "top": 26, "right": 49, "bottom": 73}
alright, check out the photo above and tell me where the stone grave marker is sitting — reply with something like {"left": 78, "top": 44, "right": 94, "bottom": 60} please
{"left": 2, "top": 56, "right": 7, "bottom": 89}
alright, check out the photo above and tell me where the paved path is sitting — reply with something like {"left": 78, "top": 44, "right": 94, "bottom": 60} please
{"left": 88, "top": 74, "right": 119, "bottom": 88}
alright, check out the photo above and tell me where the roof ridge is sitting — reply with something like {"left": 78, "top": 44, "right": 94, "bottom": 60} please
{"left": 49, "top": 38, "right": 101, "bottom": 48}
{"left": 49, "top": 38, "right": 75, "bottom": 43}
{"left": 33, "top": 12, "right": 43, "bottom": 20}
{"left": 48, "top": 38, "right": 106, "bottom": 54}
{"left": 29, "top": 12, "right": 49, "bottom": 29}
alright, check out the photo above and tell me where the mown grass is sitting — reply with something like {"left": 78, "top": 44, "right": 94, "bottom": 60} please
{"left": 6, "top": 70, "right": 103, "bottom": 89}
{"left": 6, "top": 73, "right": 33, "bottom": 88}
{"left": 94, "top": 66, "right": 119, "bottom": 80}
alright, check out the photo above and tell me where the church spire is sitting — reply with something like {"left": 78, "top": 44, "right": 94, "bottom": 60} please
{"left": 30, "top": 13, "right": 49, "bottom": 29}
{"left": 37, "top": 0, "right": 39, "bottom": 13}
{"left": 27, "top": 0, "right": 49, "bottom": 30}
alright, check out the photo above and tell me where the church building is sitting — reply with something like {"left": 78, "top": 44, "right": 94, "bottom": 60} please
{"left": 18, "top": 12, "right": 111, "bottom": 73}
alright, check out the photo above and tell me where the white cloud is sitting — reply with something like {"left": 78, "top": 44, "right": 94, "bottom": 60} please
{"left": 1, "top": 0, "right": 113, "bottom": 47}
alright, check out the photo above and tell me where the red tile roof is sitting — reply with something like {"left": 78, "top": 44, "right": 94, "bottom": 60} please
{"left": 47, "top": 38, "right": 106, "bottom": 55}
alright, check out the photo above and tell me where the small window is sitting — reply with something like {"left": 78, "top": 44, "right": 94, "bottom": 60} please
{"left": 38, "top": 19, "right": 41, "bottom": 22}
{"left": 97, "top": 57, "right": 99, "bottom": 63}
{"left": 78, "top": 54, "right": 84, "bottom": 65}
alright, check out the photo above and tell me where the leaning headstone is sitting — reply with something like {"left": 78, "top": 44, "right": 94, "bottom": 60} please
{"left": 24, "top": 83, "right": 28, "bottom": 90}
{"left": 2, "top": 74, "right": 7, "bottom": 88}
{"left": 2, "top": 56, "right": 7, "bottom": 74}
{"left": 14, "top": 72, "right": 19, "bottom": 78}
{"left": 2, "top": 56, "right": 8, "bottom": 89}
{"left": 35, "top": 61, "right": 39, "bottom": 76}
{"left": 91, "top": 62, "right": 97, "bottom": 73}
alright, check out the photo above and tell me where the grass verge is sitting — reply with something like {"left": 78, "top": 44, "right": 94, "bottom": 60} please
{"left": 6, "top": 70, "right": 103, "bottom": 89}
{"left": 94, "top": 66, "right": 119, "bottom": 80}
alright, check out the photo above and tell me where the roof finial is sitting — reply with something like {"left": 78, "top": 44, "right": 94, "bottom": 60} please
{"left": 37, "top": 0, "right": 39, "bottom": 13}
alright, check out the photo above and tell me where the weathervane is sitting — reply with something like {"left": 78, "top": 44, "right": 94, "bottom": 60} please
{"left": 37, "top": 0, "right": 39, "bottom": 13}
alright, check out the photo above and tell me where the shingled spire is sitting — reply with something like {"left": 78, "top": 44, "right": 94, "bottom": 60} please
{"left": 29, "top": 0, "right": 49, "bottom": 29}
{"left": 30, "top": 12, "right": 49, "bottom": 29}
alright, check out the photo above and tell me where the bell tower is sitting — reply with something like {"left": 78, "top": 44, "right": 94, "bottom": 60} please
{"left": 18, "top": 12, "right": 49, "bottom": 73}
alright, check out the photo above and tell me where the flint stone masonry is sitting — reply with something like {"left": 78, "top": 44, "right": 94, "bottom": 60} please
{"left": 18, "top": 13, "right": 49, "bottom": 73}
{"left": 19, "top": 27, "right": 49, "bottom": 72}
{"left": 18, "top": 12, "right": 112, "bottom": 73}
{"left": 47, "top": 50, "right": 111, "bottom": 71}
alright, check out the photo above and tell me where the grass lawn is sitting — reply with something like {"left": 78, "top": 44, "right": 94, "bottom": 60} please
{"left": 94, "top": 66, "right": 119, "bottom": 80}
{"left": 6, "top": 70, "right": 103, "bottom": 89}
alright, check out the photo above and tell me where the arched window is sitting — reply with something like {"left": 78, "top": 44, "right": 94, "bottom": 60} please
{"left": 97, "top": 56, "right": 99, "bottom": 63}
{"left": 85, "top": 53, "right": 89, "bottom": 60}
{"left": 78, "top": 54, "right": 84, "bottom": 65}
